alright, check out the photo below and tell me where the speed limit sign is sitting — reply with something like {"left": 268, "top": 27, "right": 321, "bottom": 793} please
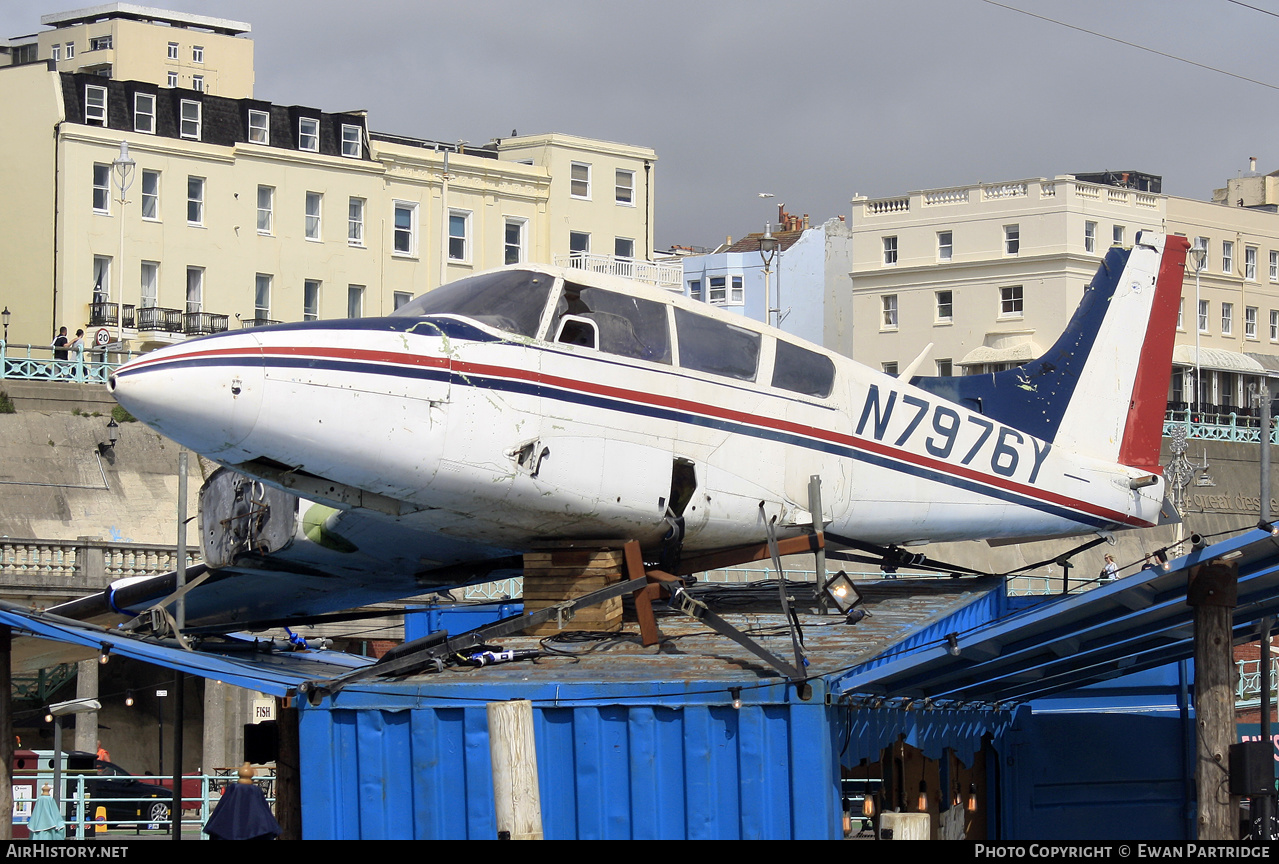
{"left": 94, "top": 327, "right": 111, "bottom": 347}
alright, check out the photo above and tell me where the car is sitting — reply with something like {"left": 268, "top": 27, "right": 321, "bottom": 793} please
{"left": 81, "top": 759, "right": 174, "bottom": 830}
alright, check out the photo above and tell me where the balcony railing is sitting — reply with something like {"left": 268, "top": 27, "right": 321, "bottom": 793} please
{"left": 552, "top": 253, "right": 683, "bottom": 291}
{"left": 240, "top": 317, "right": 282, "bottom": 329}
{"left": 89, "top": 302, "right": 138, "bottom": 328}
{"left": 137, "top": 306, "right": 184, "bottom": 333}
{"left": 182, "top": 311, "right": 230, "bottom": 336}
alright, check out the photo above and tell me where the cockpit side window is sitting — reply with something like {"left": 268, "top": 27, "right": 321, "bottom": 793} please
{"left": 674, "top": 307, "right": 760, "bottom": 381}
{"left": 772, "top": 339, "right": 836, "bottom": 398}
{"left": 390, "top": 270, "right": 552, "bottom": 338}
{"left": 551, "top": 282, "right": 672, "bottom": 364}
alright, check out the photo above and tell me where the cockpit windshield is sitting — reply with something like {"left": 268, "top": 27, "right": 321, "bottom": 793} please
{"left": 390, "top": 270, "right": 553, "bottom": 338}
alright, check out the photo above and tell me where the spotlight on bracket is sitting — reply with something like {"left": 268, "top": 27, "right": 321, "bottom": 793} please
{"left": 945, "top": 632, "right": 961, "bottom": 657}
{"left": 822, "top": 570, "right": 866, "bottom": 623}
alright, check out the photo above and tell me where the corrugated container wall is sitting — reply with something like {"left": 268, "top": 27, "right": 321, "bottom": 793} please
{"left": 298, "top": 680, "right": 842, "bottom": 840}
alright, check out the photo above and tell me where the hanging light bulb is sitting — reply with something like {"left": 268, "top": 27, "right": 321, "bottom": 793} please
{"left": 967, "top": 783, "right": 978, "bottom": 812}
{"left": 98, "top": 644, "right": 111, "bottom": 665}
{"left": 862, "top": 793, "right": 876, "bottom": 819}
{"left": 917, "top": 780, "right": 928, "bottom": 812}
{"left": 729, "top": 687, "right": 742, "bottom": 710}
{"left": 124, "top": 690, "right": 134, "bottom": 708}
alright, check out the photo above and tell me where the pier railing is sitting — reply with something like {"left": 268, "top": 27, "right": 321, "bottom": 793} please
{"left": 0, "top": 342, "right": 141, "bottom": 385}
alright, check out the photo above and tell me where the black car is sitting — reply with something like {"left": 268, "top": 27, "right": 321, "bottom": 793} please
{"left": 74, "top": 756, "right": 172, "bottom": 830}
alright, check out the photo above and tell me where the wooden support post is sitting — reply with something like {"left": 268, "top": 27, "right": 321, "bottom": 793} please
{"left": 1188, "top": 561, "right": 1239, "bottom": 841}
{"left": 0, "top": 627, "right": 11, "bottom": 841}
{"left": 488, "top": 699, "right": 542, "bottom": 840}
{"left": 276, "top": 703, "right": 301, "bottom": 840}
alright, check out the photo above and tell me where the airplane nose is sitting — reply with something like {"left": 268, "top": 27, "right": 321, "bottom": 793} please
{"left": 109, "top": 333, "right": 265, "bottom": 459}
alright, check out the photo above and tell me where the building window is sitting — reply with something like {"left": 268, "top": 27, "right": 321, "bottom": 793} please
{"left": 1271, "top": 251, "right": 1278, "bottom": 283}
{"left": 882, "top": 362, "right": 899, "bottom": 376}
{"left": 1085, "top": 221, "right": 1096, "bottom": 253}
{"left": 1246, "top": 246, "right": 1258, "bottom": 281}
{"left": 191, "top": 75, "right": 203, "bottom": 93}
{"left": 304, "top": 280, "right": 320, "bottom": 321}
{"left": 1246, "top": 305, "right": 1258, "bottom": 339}
{"left": 305, "top": 192, "right": 322, "bottom": 241}
{"left": 64, "top": 42, "right": 74, "bottom": 59}
{"left": 688, "top": 280, "right": 702, "bottom": 301}
{"left": 1222, "top": 301, "right": 1234, "bottom": 335}
{"left": 1223, "top": 241, "right": 1234, "bottom": 274}
{"left": 615, "top": 237, "right": 634, "bottom": 259}
{"left": 348, "top": 198, "right": 364, "bottom": 245}
{"left": 448, "top": 209, "right": 470, "bottom": 261}
{"left": 341, "top": 124, "right": 362, "bottom": 158}
{"left": 504, "top": 219, "right": 525, "bottom": 265}
{"left": 882, "top": 236, "right": 898, "bottom": 266}
{"left": 1000, "top": 285, "right": 1023, "bottom": 317}
{"left": 141, "top": 169, "right": 159, "bottom": 220}
{"left": 167, "top": 42, "right": 178, "bottom": 60}
{"left": 615, "top": 169, "right": 634, "bottom": 205}
{"left": 1177, "top": 298, "right": 1184, "bottom": 331}
{"left": 709, "top": 276, "right": 727, "bottom": 303}
{"left": 937, "top": 231, "right": 952, "bottom": 262}
{"left": 1199, "top": 299, "right": 1209, "bottom": 333}
{"left": 255, "top": 273, "right": 271, "bottom": 320}
{"left": 1271, "top": 309, "right": 1278, "bottom": 342}
{"left": 187, "top": 176, "right": 204, "bottom": 225}
{"left": 1004, "top": 225, "right": 1020, "bottom": 255}
{"left": 1113, "top": 225, "right": 1125, "bottom": 247}
{"left": 134, "top": 92, "right": 155, "bottom": 133}
{"left": 881, "top": 294, "right": 898, "bottom": 329}
{"left": 257, "top": 186, "right": 274, "bottom": 234}
{"left": 140, "top": 261, "right": 158, "bottom": 308}
{"left": 92, "top": 256, "right": 111, "bottom": 305}
{"left": 394, "top": 291, "right": 412, "bottom": 311}
{"left": 85, "top": 85, "right": 107, "bottom": 126}
{"left": 936, "top": 290, "right": 953, "bottom": 322}
{"left": 936, "top": 359, "right": 953, "bottom": 377}
{"left": 569, "top": 231, "right": 590, "bottom": 257}
{"left": 731, "top": 276, "right": 743, "bottom": 303}
{"left": 248, "top": 110, "right": 269, "bottom": 145}
{"left": 51, "top": 44, "right": 60, "bottom": 62}
{"left": 186, "top": 267, "right": 203, "bottom": 313}
{"left": 89, "top": 35, "right": 112, "bottom": 51}
{"left": 393, "top": 201, "right": 417, "bottom": 256}
{"left": 347, "top": 284, "right": 364, "bottom": 319}
{"left": 179, "top": 100, "right": 201, "bottom": 139}
{"left": 192, "top": 45, "right": 203, "bottom": 63}
{"left": 299, "top": 117, "right": 319, "bottom": 152}
{"left": 92, "top": 164, "right": 111, "bottom": 213}
{"left": 167, "top": 71, "right": 177, "bottom": 88}
{"left": 570, "top": 162, "right": 591, "bottom": 199}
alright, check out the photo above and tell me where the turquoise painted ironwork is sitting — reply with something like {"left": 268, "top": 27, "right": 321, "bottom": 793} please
{"left": 1163, "top": 409, "right": 1279, "bottom": 445}
{"left": 0, "top": 341, "right": 139, "bottom": 385}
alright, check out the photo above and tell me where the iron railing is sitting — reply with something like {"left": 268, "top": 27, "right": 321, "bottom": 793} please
{"left": 1164, "top": 408, "right": 1279, "bottom": 445}
{"left": 240, "top": 317, "right": 282, "bottom": 329}
{"left": 0, "top": 342, "right": 141, "bottom": 385}
{"left": 182, "top": 312, "right": 229, "bottom": 336}
{"left": 552, "top": 253, "right": 683, "bottom": 291}
{"left": 136, "top": 306, "right": 184, "bottom": 333}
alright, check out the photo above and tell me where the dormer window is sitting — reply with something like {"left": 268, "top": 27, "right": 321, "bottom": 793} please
{"left": 85, "top": 85, "right": 107, "bottom": 126}
{"left": 299, "top": 117, "right": 319, "bottom": 152}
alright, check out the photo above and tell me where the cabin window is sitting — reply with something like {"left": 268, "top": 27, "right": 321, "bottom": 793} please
{"left": 551, "top": 283, "right": 672, "bottom": 364}
{"left": 675, "top": 307, "right": 759, "bottom": 381}
{"left": 771, "top": 339, "right": 835, "bottom": 398}
{"left": 390, "top": 269, "right": 552, "bottom": 338}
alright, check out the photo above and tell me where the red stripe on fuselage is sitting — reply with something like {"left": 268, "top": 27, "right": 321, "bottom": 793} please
{"left": 1118, "top": 236, "right": 1191, "bottom": 470}
{"left": 128, "top": 344, "right": 1152, "bottom": 528}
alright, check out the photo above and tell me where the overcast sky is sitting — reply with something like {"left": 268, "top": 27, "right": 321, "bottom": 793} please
{"left": 4, "top": 0, "right": 1276, "bottom": 249}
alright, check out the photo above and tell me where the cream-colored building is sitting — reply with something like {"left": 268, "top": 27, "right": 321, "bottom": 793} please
{"left": 844, "top": 171, "right": 1279, "bottom": 418}
{"left": 0, "top": 8, "right": 658, "bottom": 350}
{"left": 3, "top": 4, "right": 255, "bottom": 98}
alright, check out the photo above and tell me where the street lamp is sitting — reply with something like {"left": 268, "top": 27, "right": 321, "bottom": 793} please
{"left": 1, "top": 306, "right": 9, "bottom": 343}
{"left": 112, "top": 141, "right": 136, "bottom": 347}
{"left": 1190, "top": 238, "right": 1207, "bottom": 420}
{"left": 46, "top": 698, "right": 101, "bottom": 808}
{"left": 759, "top": 225, "right": 778, "bottom": 328}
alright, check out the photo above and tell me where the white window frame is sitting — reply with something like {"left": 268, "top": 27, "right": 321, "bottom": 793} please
{"left": 254, "top": 273, "right": 272, "bottom": 321}
{"left": 1084, "top": 221, "right": 1096, "bottom": 253}
{"left": 1177, "top": 298, "right": 1184, "bottom": 331}
{"left": 882, "top": 236, "right": 898, "bottom": 266}
{"left": 191, "top": 75, "right": 204, "bottom": 93}
{"left": 304, "top": 280, "right": 320, "bottom": 321}
{"left": 85, "top": 85, "right": 107, "bottom": 126}
{"left": 569, "top": 231, "right": 590, "bottom": 257}
{"left": 139, "top": 260, "right": 158, "bottom": 309}
{"left": 1246, "top": 305, "right": 1258, "bottom": 339}
{"left": 248, "top": 109, "right": 269, "bottom": 145}
{"left": 394, "top": 291, "right": 412, "bottom": 311}
{"left": 179, "top": 100, "right": 201, "bottom": 140}
{"left": 614, "top": 237, "right": 635, "bottom": 260}
{"left": 448, "top": 209, "right": 471, "bottom": 262}
{"left": 299, "top": 117, "right": 319, "bottom": 152}
{"left": 936, "top": 359, "right": 953, "bottom": 377}
{"left": 92, "top": 256, "right": 111, "bottom": 305}
{"left": 935, "top": 290, "right": 953, "bottom": 323}
{"left": 92, "top": 163, "right": 111, "bottom": 214}
{"left": 341, "top": 124, "right": 362, "bottom": 158}
{"left": 167, "top": 71, "right": 177, "bottom": 88}
{"left": 882, "top": 362, "right": 899, "bottom": 376}
{"left": 166, "top": 41, "right": 178, "bottom": 60}
{"left": 1223, "top": 241, "right": 1234, "bottom": 275}
{"left": 1199, "top": 299, "right": 1210, "bottom": 334}
{"left": 348, "top": 197, "right": 365, "bottom": 246}
{"left": 51, "top": 44, "right": 61, "bottom": 62}
{"left": 65, "top": 42, "right": 74, "bottom": 60}
{"left": 881, "top": 294, "right": 899, "bottom": 330}
{"left": 141, "top": 169, "right": 159, "bottom": 220}
{"left": 134, "top": 92, "right": 155, "bottom": 134}
{"left": 709, "top": 276, "right": 726, "bottom": 304}
{"left": 1113, "top": 225, "right": 1125, "bottom": 247}
{"left": 305, "top": 192, "right": 322, "bottom": 241}
{"left": 730, "top": 275, "right": 744, "bottom": 303}
{"left": 1271, "top": 309, "right": 1278, "bottom": 342}
{"left": 393, "top": 201, "right": 418, "bottom": 257}
{"left": 347, "top": 284, "right": 364, "bottom": 319}
{"left": 186, "top": 266, "right": 203, "bottom": 314}
{"left": 1271, "top": 250, "right": 1278, "bottom": 283}
{"left": 1004, "top": 224, "right": 1020, "bottom": 255}
{"left": 187, "top": 176, "right": 204, "bottom": 226}
{"left": 192, "top": 45, "right": 204, "bottom": 64}
{"left": 688, "top": 280, "right": 702, "bottom": 301}
{"left": 615, "top": 169, "right": 635, "bottom": 206}
{"left": 89, "top": 35, "right": 111, "bottom": 51}
{"left": 1222, "top": 301, "right": 1234, "bottom": 335}
{"left": 1246, "top": 246, "right": 1258, "bottom": 281}
{"left": 504, "top": 218, "right": 526, "bottom": 265}
{"left": 257, "top": 185, "right": 274, "bottom": 235}
{"left": 570, "top": 162, "right": 591, "bottom": 199}
{"left": 937, "top": 231, "right": 952, "bottom": 262}
{"left": 1000, "top": 285, "right": 1023, "bottom": 318}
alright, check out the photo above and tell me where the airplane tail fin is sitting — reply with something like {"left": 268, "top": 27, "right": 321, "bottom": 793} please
{"left": 911, "top": 231, "right": 1190, "bottom": 469}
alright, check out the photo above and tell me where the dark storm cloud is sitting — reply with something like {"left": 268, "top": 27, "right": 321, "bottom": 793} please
{"left": 4, "top": 0, "right": 1277, "bottom": 247}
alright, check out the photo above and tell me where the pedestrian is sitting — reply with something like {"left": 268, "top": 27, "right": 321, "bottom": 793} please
{"left": 1100, "top": 554, "right": 1118, "bottom": 582}
{"left": 51, "top": 327, "right": 68, "bottom": 360}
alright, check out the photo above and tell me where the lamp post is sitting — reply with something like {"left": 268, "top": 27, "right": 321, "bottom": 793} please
{"left": 112, "top": 142, "right": 136, "bottom": 347}
{"left": 759, "top": 225, "right": 778, "bottom": 328}
{"left": 46, "top": 698, "right": 101, "bottom": 810}
{"left": 1, "top": 306, "right": 9, "bottom": 342}
{"left": 1190, "top": 239, "right": 1207, "bottom": 420}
